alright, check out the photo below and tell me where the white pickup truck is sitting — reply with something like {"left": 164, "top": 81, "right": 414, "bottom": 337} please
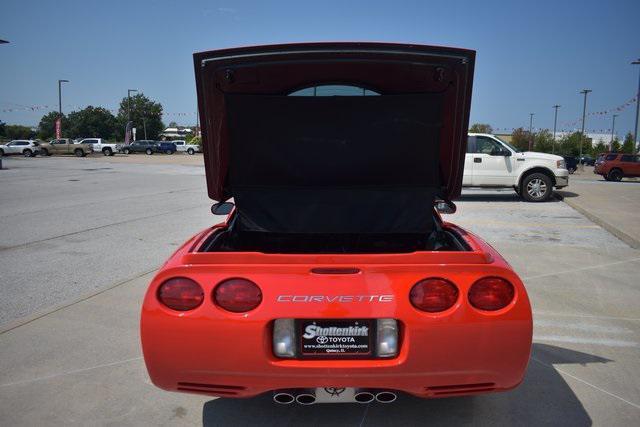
{"left": 76, "top": 138, "right": 122, "bottom": 156}
{"left": 173, "top": 140, "right": 201, "bottom": 155}
{"left": 463, "top": 133, "right": 569, "bottom": 202}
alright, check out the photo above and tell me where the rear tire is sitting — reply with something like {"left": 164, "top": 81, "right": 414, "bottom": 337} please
{"left": 74, "top": 149, "right": 84, "bottom": 157}
{"left": 103, "top": 148, "right": 112, "bottom": 156}
{"left": 40, "top": 148, "right": 49, "bottom": 156}
{"left": 607, "top": 169, "right": 623, "bottom": 182}
{"left": 145, "top": 148, "right": 153, "bottom": 155}
{"left": 0, "top": 148, "right": 5, "bottom": 156}
{"left": 23, "top": 149, "right": 33, "bottom": 157}
{"left": 568, "top": 167, "right": 576, "bottom": 174}
{"left": 521, "top": 172, "right": 553, "bottom": 202}
{"left": 123, "top": 148, "right": 130, "bottom": 155}
{"left": 187, "top": 148, "right": 195, "bottom": 155}
{"left": 165, "top": 149, "right": 172, "bottom": 155}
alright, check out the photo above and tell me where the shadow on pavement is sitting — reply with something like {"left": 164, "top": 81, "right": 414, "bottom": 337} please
{"left": 202, "top": 343, "right": 608, "bottom": 426}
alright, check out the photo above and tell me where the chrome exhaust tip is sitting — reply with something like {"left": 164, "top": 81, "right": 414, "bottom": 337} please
{"left": 295, "top": 392, "right": 317, "bottom": 405}
{"left": 354, "top": 391, "right": 376, "bottom": 404}
{"left": 375, "top": 391, "right": 397, "bottom": 403}
{"left": 273, "top": 392, "right": 295, "bottom": 404}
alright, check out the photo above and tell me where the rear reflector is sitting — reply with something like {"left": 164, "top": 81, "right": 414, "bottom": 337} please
{"left": 214, "top": 278, "right": 262, "bottom": 313}
{"left": 157, "top": 277, "right": 204, "bottom": 311}
{"left": 410, "top": 278, "right": 458, "bottom": 312}
{"left": 468, "top": 277, "right": 515, "bottom": 311}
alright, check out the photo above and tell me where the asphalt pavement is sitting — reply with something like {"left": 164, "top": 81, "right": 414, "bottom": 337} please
{"left": 0, "top": 156, "right": 639, "bottom": 426}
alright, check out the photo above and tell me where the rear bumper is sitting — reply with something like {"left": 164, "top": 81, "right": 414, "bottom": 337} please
{"left": 141, "top": 226, "right": 533, "bottom": 400}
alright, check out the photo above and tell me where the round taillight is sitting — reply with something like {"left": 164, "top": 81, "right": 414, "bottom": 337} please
{"left": 214, "top": 279, "right": 262, "bottom": 313}
{"left": 157, "top": 277, "right": 204, "bottom": 311}
{"left": 410, "top": 278, "right": 459, "bottom": 312}
{"left": 468, "top": 277, "right": 515, "bottom": 311}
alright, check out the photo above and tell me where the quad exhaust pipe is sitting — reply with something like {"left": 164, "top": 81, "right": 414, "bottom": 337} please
{"left": 273, "top": 389, "right": 397, "bottom": 405}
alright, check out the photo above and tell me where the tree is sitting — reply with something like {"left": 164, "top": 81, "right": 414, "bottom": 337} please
{"left": 67, "top": 106, "right": 117, "bottom": 139}
{"left": 38, "top": 111, "right": 71, "bottom": 139}
{"left": 621, "top": 132, "right": 634, "bottom": 153}
{"left": 510, "top": 127, "right": 531, "bottom": 151}
{"left": 592, "top": 141, "right": 607, "bottom": 156}
{"left": 533, "top": 130, "right": 554, "bottom": 153}
{"left": 469, "top": 123, "right": 493, "bottom": 134}
{"left": 557, "top": 132, "right": 583, "bottom": 156}
{"left": 5, "top": 124, "right": 35, "bottom": 140}
{"left": 168, "top": 121, "right": 178, "bottom": 127}
{"left": 115, "top": 93, "right": 164, "bottom": 140}
{"left": 0, "top": 119, "right": 6, "bottom": 137}
{"left": 611, "top": 137, "right": 621, "bottom": 153}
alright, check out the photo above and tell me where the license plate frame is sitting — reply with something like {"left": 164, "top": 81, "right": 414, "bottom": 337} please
{"left": 297, "top": 319, "right": 375, "bottom": 359}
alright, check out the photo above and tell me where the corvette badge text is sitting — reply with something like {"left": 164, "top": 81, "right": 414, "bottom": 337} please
{"left": 276, "top": 295, "right": 394, "bottom": 303}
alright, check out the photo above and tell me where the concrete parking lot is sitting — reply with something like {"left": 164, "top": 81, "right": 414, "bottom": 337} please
{"left": 1, "top": 156, "right": 639, "bottom": 426}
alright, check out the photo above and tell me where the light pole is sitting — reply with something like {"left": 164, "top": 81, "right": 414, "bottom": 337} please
{"left": 127, "top": 89, "right": 138, "bottom": 123}
{"left": 58, "top": 79, "right": 69, "bottom": 117}
{"left": 579, "top": 89, "right": 592, "bottom": 164}
{"left": 610, "top": 114, "right": 618, "bottom": 151}
{"left": 552, "top": 105, "right": 560, "bottom": 154}
{"left": 528, "top": 113, "right": 535, "bottom": 151}
{"left": 632, "top": 59, "right": 640, "bottom": 154}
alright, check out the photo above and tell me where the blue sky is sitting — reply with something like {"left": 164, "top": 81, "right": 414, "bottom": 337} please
{"left": 1, "top": 0, "right": 639, "bottom": 136}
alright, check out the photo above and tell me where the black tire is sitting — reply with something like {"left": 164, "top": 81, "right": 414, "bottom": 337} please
{"left": 607, "top": 169, "right": 623, "bottom": 182}
{"left": 103, "top": 148, "right": 112, "bottom": 156}
{"left": 40, "top": 148, "right": 49, "bottom": 156}
{"left": 521, "top": 172, "right": 553, "bottom": 202}
{"left": 187, "top": 148, "right": 195, "bottom": 155}
{"left": 145, "top": 148, "right": 153, "bottom": 155}
{"left": 165, "top": 149, "right": 172, "bottom": 155}
{"left": 23, "top": 149, "right": 33, "bottom": 157}
{"left": 74, "top": 149, "right": 84, "bottom": 157}
{"left": 568, "top": 167, "right": 576, "bottom": 174}
{"left": 123, "top": 148, "right": 130, "bottom": 155}
{"left": 0, "top": 148, "right": 5, "bottom": 156}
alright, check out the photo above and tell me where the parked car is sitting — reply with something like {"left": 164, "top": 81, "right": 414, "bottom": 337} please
{"left": 579, "top": 155, "right": 595, "bottom": 166}
{"left": 174, "top": 140, "right": 201, "bottom": 155}
{"left": 0, "top": 140, "right": 40, "bottom": 157}
{"left": 594, "top": 153, "right": 640, "bottom": 181}
{"left": 122, "top": 140, "right": 158, "bottom": 155}
{"left": 141, "top": 42, "right": 532, "bottom": 404}
{"left": 463, "top": 133, "right": 569, "bottom": 202}
{"left": 562, "top": 155, "right": 578, "bottom": 174}
{"left": 39, "top": 139, "right": 91, "bottom": 157}
{"left": 76, "top": 138, "right": 122, "bottom": 156}
{"left": 157, "top": 141, "right": 177, "bottom": 154}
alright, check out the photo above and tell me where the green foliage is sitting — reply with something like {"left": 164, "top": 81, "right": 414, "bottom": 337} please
{"left": 510, "top": 127, "right": 532, "bottom": 151}
{"left": 189, "top": 135, "right": 202, "bottom": 149}
{"left": 38, "top": 112, "right": 71, "bottom": 139}
{"left": 557, "top": 132, "right": 584, "bottom": 156}
{"left": 611, "top": 138, "right": 621, "bottom": 153}
{"left": 621, "top": 132, "right": 635, "bottom": 153}
{"left": 67, "top": 106, "right": 117, "bottom": 139}
{"left": 4, "top": 124, "right": 36, "bottom": 140}
{"left": 533, "top": 129, "right": 554, "bottom": 153}
{"left": 469, "top": 123, "right": 493, "bottom": 134}
{"left": 115, "top": 93, "right": 164, "bottom": 140}
{"left": 168, "top": 121, "right": 178, "bottom": 127}
{"left": 591, "top": 141, "right": 607, "bottom": 156}
{"left": 0, "top": 119, "right": 5, "bottom": 137}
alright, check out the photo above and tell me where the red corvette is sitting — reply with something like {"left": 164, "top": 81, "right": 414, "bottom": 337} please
{"left": 141, "top": 43, "right": 532, "bottom": 405}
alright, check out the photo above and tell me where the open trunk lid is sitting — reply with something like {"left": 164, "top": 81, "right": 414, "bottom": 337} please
{"left": 194, "top": 42, "right": 475, "bottom": 235}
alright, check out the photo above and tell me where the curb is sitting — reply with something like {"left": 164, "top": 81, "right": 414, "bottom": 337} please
{"left": 563, "top": 198, "right": 640, "bottom": 250}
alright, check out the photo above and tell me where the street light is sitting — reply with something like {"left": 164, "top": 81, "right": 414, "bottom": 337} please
{"left": 579, "top": 89, "right": 592, "bottom": 164}
{"left": 610, "top": 114, "right": 618, "bottom": 151}
{"left": 58, "top": 79, "right": 69, "bottom": 117}
{"left": 528, "top": 113, "right": 535, "bottom": 151}
{"left": 552, "top": 105, "right": 561, "bottom": 154}
{"left": 127, "top": 89, "right": 138, "bottom": 122}
{"left": 632, "top": 59, "right": 640, "bottom": 154}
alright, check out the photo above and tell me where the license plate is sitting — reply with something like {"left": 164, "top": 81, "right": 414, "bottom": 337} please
{"left": 299, "top": 319, "right": 372, "bottom": 356}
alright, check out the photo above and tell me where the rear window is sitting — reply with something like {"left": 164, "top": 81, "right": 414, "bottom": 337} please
{"left": 289, "top": 85, "right": 380, "bottom": 97}
{"left": 605, "top": 154, "right": 617, "bottom": 161}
